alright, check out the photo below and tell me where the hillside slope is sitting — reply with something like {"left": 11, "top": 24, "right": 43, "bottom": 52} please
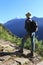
{"left": 0, "top": 23, "right": 43, "bottom": 58}
{"left": 0, "top": 23, "right": 21, "bottom": 45}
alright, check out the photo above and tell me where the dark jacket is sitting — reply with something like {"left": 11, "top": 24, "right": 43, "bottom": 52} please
{"left": 25, "top": 18, "right": 38, "bottom": 33}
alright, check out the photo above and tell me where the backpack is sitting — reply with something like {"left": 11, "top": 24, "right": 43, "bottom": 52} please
{"left": 25, "top": 19, "right": 38, "bottom": 32}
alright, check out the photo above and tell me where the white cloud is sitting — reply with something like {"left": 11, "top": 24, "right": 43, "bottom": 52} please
{"left": 0, "top": 21, "right": 3, "bottom": 23}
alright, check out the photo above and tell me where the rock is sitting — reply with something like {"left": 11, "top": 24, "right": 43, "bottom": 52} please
{"left": 23, "top": 49, "right": 31, "bottom": 55}
{"left": 0, "top": 43, "right": 15, "bottom": 52}
{"left": 37, "top": 61, "right": 43, "bottom": 65}
{"left": 0, "top": 45, "right": 4, "bottom": 51}
{"left": 15, "top": 57, "right": 29, "bottom": 65}
{"left": 0, "top": 56, "right": 11, "bottom": 61}
{"left": 0, "top": 59, "right": 19, "bottom": 65}
{"left": 3, "top": 45, "right": 14, "bottom": 52}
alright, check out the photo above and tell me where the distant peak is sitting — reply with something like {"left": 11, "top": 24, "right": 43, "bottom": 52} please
{"left": 32, "top": 16, "right": 37, "bottom": 18}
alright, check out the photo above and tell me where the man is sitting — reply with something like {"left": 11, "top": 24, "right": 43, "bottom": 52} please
{"left": 18, "top": 12, "right": 38, "bottom": 57}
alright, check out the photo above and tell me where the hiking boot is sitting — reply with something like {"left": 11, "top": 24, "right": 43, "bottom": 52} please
{"left": 18, "top": 49, "right": 23, "bottom": 53}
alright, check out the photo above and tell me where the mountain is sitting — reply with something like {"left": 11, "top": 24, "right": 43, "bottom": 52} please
{"left": 4, "top": 17, "right": 43, "bottom": 40}
{"left": 4, "top": 19, "right": 27, "bottom": 37}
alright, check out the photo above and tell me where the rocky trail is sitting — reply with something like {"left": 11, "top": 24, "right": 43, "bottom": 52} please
{"left": 0, "top": 39, "right": 43, "bottom": 65}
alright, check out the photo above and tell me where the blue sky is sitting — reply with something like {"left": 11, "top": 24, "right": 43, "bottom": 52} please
{"left": 0, "top": 0, "right": 43, "bottom": 23}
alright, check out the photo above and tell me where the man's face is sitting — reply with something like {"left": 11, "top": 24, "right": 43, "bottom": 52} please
{"left": 27, "top": 16, "right": 30, "bottom": 19}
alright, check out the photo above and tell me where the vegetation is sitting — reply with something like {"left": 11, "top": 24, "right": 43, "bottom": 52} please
{"left": 0, "top": 23, "right": 22, "bottom": 45}
{"left": 24, "top": 37, "right": 43, "bottom": 57}
{"left": 0, "top": 23, "right": 43, "bottom": 57}
{"left": 35, "top": 39, "right": 43, "bottom": 57}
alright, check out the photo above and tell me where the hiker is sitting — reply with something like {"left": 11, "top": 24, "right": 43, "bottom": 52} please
{"left": 18, "top": 12, "right": 38, "bottom": 57}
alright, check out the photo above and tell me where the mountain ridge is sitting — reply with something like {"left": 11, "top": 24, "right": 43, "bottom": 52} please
{"left": 4, "top": 16, "right": 43, "bottom": 40}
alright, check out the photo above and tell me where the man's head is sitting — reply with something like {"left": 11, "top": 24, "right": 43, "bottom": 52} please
{"left": 25, "top": 12, "right": 31, "bottom": 18}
